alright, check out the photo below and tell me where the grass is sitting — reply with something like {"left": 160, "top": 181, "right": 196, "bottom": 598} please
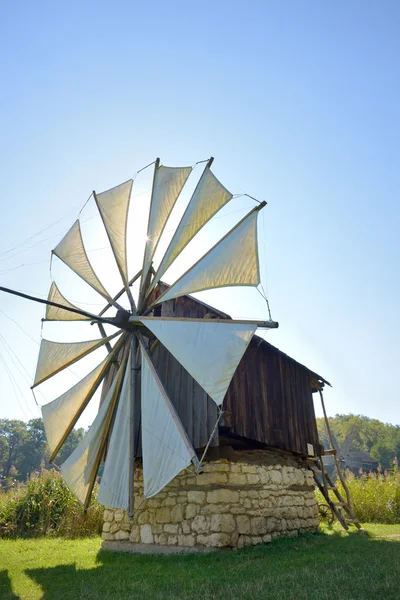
{"left": 1, "top": 524, "right": 400, "bottom": 600}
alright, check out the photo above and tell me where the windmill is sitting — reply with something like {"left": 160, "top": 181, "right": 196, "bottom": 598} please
{"left": 1, "top": 157, "right": 278, "bottom": 519}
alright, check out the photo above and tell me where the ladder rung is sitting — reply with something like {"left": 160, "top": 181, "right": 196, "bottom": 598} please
{"left": 332, "top": 502, "right": 347, "bottom": 507}
{"left": 327, "top": 486, "right": 337, "bottom": 491}
{"left": 323, "top": 449, "right": 337, "bottom": 456}
{"left": 312, "top": 469, "right": 326, "bottom": 475}
{"left": 345, "top": 519, "right": 359, "bottom": 523}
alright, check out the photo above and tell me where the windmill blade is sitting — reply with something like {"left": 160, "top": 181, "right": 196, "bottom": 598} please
{"left": 153, "top": 203, "right": 264, "bottom": 307}
{"left": 52, "top": 220, "right": 116, "bottom": 305}
{"left": 140, "top": 318, "right": 257, "bottom": 406}
{"left": 42, "top": 333, "right": 128, "bottom": 461}
{"left": 140, "top": 161, "right": 192, "bottom": 297}
{"left": 98, "top": 349, "right": 131, "bottom": 510}
{"left": 61, "top": 353, "right": 128, "bottom": 508}
{"left": 148, "top": 162, "right": 232, "bottom": 296}
{"left": 94, "top": 179, "right": 133, "bottom": 293}
{"left": 44, "top": 282, "right": 97, "bottom": 321}
{"left": 140, "top": 341, "right": 197, "bottom": 498}
{"left": 32, "top": 331, "right": 121, "bottom": 388}
{"left": 42, "top": 356, "right": 109, "bottom": 460}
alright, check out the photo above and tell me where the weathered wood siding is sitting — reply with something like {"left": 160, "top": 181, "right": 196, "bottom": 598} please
{"left": 143, "top": 290, "right": 320, "bottom": 456}
{"left": 223, "top": 337, "right": 319, "bottom": 455}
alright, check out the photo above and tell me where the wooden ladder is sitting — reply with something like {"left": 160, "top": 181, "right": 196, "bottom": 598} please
{"left": 307, "top": 449, "right": 362, "bottom": 531}
{"left": 311, "top": 389, "right": 363, "bottom": 532}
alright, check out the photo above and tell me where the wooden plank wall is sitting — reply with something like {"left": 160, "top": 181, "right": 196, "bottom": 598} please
{"left": 223, "top": 337, "right": 320, "bottom": 455}
{"left": 140, "top": 289, "right": 320, "bottom": 456}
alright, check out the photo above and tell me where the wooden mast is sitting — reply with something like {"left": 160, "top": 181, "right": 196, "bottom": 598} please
{"left": 138, "top": 158, "right": 160, "bottom": 310}
{"left": 128, "top": 332, "right": 138, "bottom": 519}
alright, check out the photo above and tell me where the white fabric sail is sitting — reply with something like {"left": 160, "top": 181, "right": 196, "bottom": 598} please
{"left": 155, "top": 209, "right": 260, "bottom": 305}
{"left": 61, "top": 369, "right": 123, "bottom": 506}
{"left": 53, "top": 220, "right": 112, "bottom": 301}
{"left": 32, "top": 332, "right": 120, "bottom": 388}
{"left": 140, "top": 319, "right": 256, "bottom": 406}
{"left": 41, "top": 356, "right": 110, "bottom": 458}
{"left": 98, "top": 351, "right": 131, "bottom": 510}
{"left": 152, "top": 168, "right": 232, "bottom": 289}
{"left": 45, "top": 282, "right": 93, "bottom": 321}
{"left": 141, "top": 165, "right": 191, "bottom": 290}
{"left": 95, "top": 180, "right": 133, "bottom": 283}
{"left": 141, "top": 345, "right": 196, "bottom": 498}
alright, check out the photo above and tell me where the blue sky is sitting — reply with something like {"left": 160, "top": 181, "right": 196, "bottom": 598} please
{"left": 0, "top": 1, "right": 399, "bottom": 426}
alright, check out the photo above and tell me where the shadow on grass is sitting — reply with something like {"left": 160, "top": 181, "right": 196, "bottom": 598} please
{"left": 0, "top": 570, "right": 20, "bottom": 599}
{"left": 25, "top": 532, "right": 400, "bottom": 600}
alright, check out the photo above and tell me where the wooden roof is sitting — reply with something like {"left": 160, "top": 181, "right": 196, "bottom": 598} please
{"left": 156, "top": 281, "right": 330, "bottom": 389}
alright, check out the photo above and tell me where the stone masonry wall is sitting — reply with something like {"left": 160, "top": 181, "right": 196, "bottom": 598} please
{"left": 102, "top": 450, "right": 319, "bottom": 549}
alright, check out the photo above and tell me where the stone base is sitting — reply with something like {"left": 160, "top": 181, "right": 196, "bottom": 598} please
{"left": 102, "top": 449, "right": 319, "bottom": 550}
{"left": 101, "top": 541, "right": 216, "bottom": 554}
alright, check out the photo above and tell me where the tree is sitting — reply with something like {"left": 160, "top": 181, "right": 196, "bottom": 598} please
{"left": 0, "top": 419, "right": 28, "bottom": 478}
{"left": 18, "top": 418, "right": 49, "bottom": 479}
{"left": 53, "top": 428, "right": 85, "bottom": 466}
{"left": 0, "top": 418, "right": 85, "bottom": 481}
{"left": 316, "top": 414, "right": 400, "bottom": 472}
{"left": 370, "top": 442, "right": 395, "bottom": 471}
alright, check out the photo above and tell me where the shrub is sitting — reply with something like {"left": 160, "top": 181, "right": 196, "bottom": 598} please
{"left": 0, "top": 469, "right": 103, "bottom": 538}
{"left": 316, "top": 468, "right": 400, "bottom": 524}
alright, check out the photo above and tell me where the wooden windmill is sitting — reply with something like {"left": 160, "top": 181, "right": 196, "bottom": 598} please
{"left": 16, "top": 157, "right": 278, "bottom": 517}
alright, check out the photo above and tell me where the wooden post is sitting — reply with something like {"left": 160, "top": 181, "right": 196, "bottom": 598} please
{"left": 319, "top": 390, "right": 354, "bottom": 513}
{"left": 128, "top": 333, "right": 138, "bottom": 519}
{"left": 97, "top": 322, "right": 113, "bottom": 355}
{"left": 0, "top": 285, "right": 118, "bottom": 326}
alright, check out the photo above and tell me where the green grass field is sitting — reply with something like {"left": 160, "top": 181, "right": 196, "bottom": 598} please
{"left": 1, "top": 525, "right": 400, "bottom": 600}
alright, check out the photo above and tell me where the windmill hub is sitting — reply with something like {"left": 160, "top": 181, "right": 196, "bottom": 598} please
{"left": 115, "top": 308, "right": 135, "bottom": 331}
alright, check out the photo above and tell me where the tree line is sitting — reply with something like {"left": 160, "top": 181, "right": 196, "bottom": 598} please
{"left": 317, "top": 414, "right": 400, "bottom": 471}
{"left": 1, "top": 413, "right": 399, "bottom": 486}
{"left": 0, "top": 418, "right": 84, "bottom": 486}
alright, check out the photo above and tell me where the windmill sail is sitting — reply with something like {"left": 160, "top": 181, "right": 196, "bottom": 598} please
{"left": 140, "top": 343, "right": 197, "bottom": 498}
{"left": 98, "top": 351, "right": 131, "bottom": 510}
{"left": 61, "top": 361, "right": 126, "bottom": 507}
{"left": 150, "top": 167, "right": 232, "bottom": 292}
{"left": 141, "top": 163, "right": 192, "bottom": 293}
{"left": 140, "top": 318, "right": 256, "bottom": 406}
{"left": 45, "top": 282, "right": 94, "bottom": 321}
{"left": 53, "top": 220, "right": 113, "bottom": 302}
{"left": 32, "top": 332, "right": 120, "bottom": 388}
{"left": 154, "top": 206, "right": 261, "bottom": 305}
{"left": 94, "top": 179, "right": 133, "bottom": 285}
{"left": 41, "top": 355, "right": 111, "bottom": 460}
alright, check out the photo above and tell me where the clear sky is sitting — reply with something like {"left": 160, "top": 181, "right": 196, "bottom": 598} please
{"left": 0, "top": 1, "right": 399, "bottom": 427}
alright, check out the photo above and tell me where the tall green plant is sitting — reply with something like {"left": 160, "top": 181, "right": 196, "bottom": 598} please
{"left": 316, "top": 468, "right": 400, "bottom": 524}
{"left": 0, "top": 469, "right": 103, "bottom": 538}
